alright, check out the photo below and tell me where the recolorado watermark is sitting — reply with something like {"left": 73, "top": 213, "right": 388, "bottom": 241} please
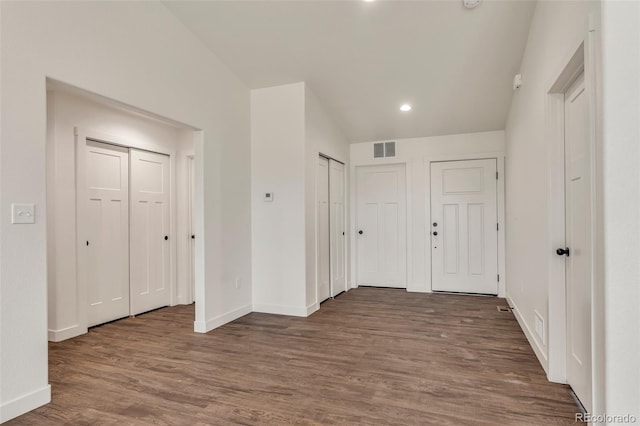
{"left": 575, "top": 413, "right": 637, "bottom": 423}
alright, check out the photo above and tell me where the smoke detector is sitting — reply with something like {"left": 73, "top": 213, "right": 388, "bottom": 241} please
{"left": 463, "top": 0, "right": 481, "bottom": 9}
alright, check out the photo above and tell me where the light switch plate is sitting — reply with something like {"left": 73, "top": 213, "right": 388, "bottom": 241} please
{"left": 264, "top": 192, "right": 274, "bottom": 202}
{"left": 12, "top": 203, "right": 36, "bottom": 224}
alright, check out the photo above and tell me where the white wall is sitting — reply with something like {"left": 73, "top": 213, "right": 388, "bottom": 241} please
{"left": 304, "top": 86, "right": 349, "bottom": 308}
{"left": 46, "top": 89, "right": 194, "bottom": 342}
{"left": 0, "top": 2, "right": 251, "bottom": 422}
{"left": 251, "top": 82, "right": 349, "bottom": 315}
{"left": 251, "top": 83, "right": 308, "bottom": 315}
{"left": 601, "top": 0, "right": 640, "bottom": 419}
{"left": 350, "top": 131, "right": 505, "bottom": 293}
{"left": 503, "top": 0, "right": 599, "bottom": 376}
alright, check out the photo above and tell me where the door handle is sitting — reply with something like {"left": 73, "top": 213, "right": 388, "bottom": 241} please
{"left": 432, "top": 231, "right": 438, "bottom": 236}
{"left": 358, "top": 230, "right": 363, "bottom": 235}
{"left": 556, "top": 247, "right": 570, "bottom": 257}
{"left": 191, "top": 235, "right": 195, "bottom": 239}
{"left": 164, "top": 235, "right": 169, "bottom": 241}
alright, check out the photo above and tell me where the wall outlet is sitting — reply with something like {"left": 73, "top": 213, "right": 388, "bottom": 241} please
{"left": 235, "top": 278, "right": 241, "bottom": 289}
{"left": 534, "top": 311, "right": 545, "bottom": 345}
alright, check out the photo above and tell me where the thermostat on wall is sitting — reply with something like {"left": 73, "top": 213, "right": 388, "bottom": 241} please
{"left": 264, "top": 192, "right": 274, "bottom": 202}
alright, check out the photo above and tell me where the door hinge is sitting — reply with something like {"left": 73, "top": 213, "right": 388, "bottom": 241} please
{"left": 497, "top": 274, "right": 500, "bottom": 282}
{"left": 496, "top": 171, "right": 499, "bottom": 180}
{"left": 497, "top": 223, "right": 499, "bottom": 231}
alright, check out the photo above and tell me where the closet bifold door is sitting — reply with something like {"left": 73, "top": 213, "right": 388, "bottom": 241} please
{"left": 317, "top": 156, "right": 331, "bottom": 303}
{"left": 329, "top": 160, "right": 346, "bottom": 297}
{"left": 81, "top": 140, "right": 131, "bottom": 327}
{"left": 129, "top": 149, "right": 171, "bottom": 315}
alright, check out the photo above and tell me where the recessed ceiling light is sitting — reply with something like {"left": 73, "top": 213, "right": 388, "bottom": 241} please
{"left": 400, "top": 104, "right": 412, "bottom": 112}
{"left": 364, "top": 0, "right": 375, "bottom": 2}
{"left": 463, "top": 0, "right": 482, "bottom": 9}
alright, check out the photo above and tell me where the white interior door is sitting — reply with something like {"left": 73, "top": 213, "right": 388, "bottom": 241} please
{"left": 188, "top": 156, "right": 195, "bottom": 304}
{"left": 356, "top": 164, "right": 407, "bottom": 288}
{"left": 317, "top": 156, "right": 331, "bottom": 303}
{"left": 329, "top": 160, "right": 346, "bottom": 296}
{"left": 430, "top": 159, "right": 498, "bottom": 295}
{"left": 130, "top": 149, "right": 171, "bottom": 315}
{"left": 563, "top": 73, "right": 592, "bottom": 412}
{"left": 80, "top": 140, "right": 130, "bottom": 327}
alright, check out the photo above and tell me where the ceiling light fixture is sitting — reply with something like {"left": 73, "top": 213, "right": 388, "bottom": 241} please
{"left": 364, "top": 0, "right": 375, "bottom": 2}
{"left": 400, "top": 104, "right": 412, "bottom": 112}
{"left": 463, "top": 0, "right": 482, "bottom": 9}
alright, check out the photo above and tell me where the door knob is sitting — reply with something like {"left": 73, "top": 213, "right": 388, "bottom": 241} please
{"left": 556, "top": 247, "right": 570, "bottom": 257}
{"left": 358, "top": 230, "right": 363, "bottom": 235}
{"left": 433, "top": 222, "right": 438, "bottom": 227}
{"left": 191, "top": 235, "right": 195, "bottom": 239}
{"left": 164, "top": 235, "right": 169, "bottom": 241}
{"left": 433, "top": 231, "right": 438, "bottom": 236}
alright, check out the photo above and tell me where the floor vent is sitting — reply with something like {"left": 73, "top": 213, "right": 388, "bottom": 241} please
{"left": 497, "top": 306, "right": 512, "bottom": 313}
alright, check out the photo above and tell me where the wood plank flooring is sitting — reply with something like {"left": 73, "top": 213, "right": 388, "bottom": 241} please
{"left": 8, "top": 288, "right": 578, "bottom": 425}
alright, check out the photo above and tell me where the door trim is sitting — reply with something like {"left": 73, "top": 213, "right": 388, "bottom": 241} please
{"left": 424, "top": 153, "right": 506, "bottom": 297}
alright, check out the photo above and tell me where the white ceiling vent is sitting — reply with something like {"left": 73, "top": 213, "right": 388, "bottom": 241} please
{"left": 373, "top": 141, "right": 396, "bottom": 158}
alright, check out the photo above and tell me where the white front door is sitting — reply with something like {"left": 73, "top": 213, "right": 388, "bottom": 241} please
{"left": 430, "top": 159, "right": 498, "bottom": 295}
{"left": 356, "top": 164, "right": 407, "bottom": 288}
{"left": 130, "top": 149, "right": 171, "bottom": 315}
{"left": 80, "top": 140, "right": 131, "bottom": 327}
{"left": 329, "top": 160, "right": 346, "bottom": 296}
{"left": 563, "top": 73, "right": 592, "bottom": 412}
{"left": 317, "top": 156, "right": 331, "bottom": 303}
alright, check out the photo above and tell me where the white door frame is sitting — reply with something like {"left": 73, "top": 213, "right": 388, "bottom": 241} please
{"left": 352, "top": 161, "right": 412, "bottom": 289}
{"left": 75, "top": 127, "right": 178, "bottom": 330}
{"left": 545, "top": 18, "right": 600, "bottom": 414}
{"left": 424, "top": 153, "right": 506, "bottom": 297}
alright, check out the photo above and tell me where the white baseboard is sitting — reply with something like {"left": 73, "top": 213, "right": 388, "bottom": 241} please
{"left": 48, "top": 325, "right": 87, "bottom": 342}
{"left": 252, "top": 303, "right": 310, "bottom": 317}
{"left": 406, "top": 285, "right": 431, "bottom": 293}
{"left": 306, "top": 302, "right": 319, "bottom": 315}
{"left": 0, "top": 385, "right": 51, "bottom": 423}
{"left": 193, "top": 304, "right": 252, "bottom": 333}
{"left": 507, "top": 296, "right": 549, "bottom": 375}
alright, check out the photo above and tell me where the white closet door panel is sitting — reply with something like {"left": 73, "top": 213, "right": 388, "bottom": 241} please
{"left": 317, "top": 157, "right": 331, "bottom": 303}
{"left": 329, "top": 160, "right": 346, "bottom": 296}
{"left": 130, "top": 149, "right": 171, "bottom": 315}
{"left": 82, "top": 140, "right": 130, "bottom": 327}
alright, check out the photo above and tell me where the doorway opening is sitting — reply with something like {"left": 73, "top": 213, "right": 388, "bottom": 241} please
{"left": 46, "top": 80, "right": 198, "bottom": 341}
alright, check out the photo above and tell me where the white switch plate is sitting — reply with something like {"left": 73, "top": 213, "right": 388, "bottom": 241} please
{"left": 264, "top": 192, "right": 274, "bottom": 202}
{"left": 12, "top": 203, "right": 36, "bottom": 224}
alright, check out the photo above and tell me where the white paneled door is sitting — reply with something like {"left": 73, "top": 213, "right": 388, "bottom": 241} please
{"left": 563, "top": 73, "right": 592, "bottom": 412}
{"left": 317, "top": 156, "right": 331, "bottom": 303}
{"left": 329, "top": 160, "right": 346, "bottom": 296}
{"left": 130, "top": 149, "right": 171, "bottom": 315}
{"left": 356, "top": 164, "right": 407, "bottom": 288}
{"left": 80, "top": 140, "right": 131, "bottom": 327}
{"left": 430, "top": 159, "right": 498, "bottom": 295}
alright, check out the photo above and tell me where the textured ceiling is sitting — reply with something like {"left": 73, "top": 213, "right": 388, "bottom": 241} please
{"left": 164, "top": 0, "right": 536, "bottom": 143}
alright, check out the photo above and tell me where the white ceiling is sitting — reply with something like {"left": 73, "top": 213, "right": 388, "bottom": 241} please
{"left": 164, "top": 0, "right": 536, "bottom": 143}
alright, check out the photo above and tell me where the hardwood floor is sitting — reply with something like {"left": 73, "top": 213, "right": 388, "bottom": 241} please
{"left": 8, "top": 288, "right": 578, "bottom": 425}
